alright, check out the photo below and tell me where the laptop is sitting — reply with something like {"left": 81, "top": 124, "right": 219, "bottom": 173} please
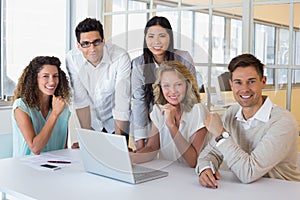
{"left": 76, "top": 128, "right": 168, "bottom": 184}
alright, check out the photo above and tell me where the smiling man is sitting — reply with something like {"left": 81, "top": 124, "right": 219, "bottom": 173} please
{"left": 196, "top": 54, "right": 300, "bottom": 188}
{"left": 66, "top": 18, "right": 131, "bottom": 147}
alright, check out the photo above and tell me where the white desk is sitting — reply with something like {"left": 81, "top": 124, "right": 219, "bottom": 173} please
{"left": 1, "top": 149, "right": 300, "bottom": 200}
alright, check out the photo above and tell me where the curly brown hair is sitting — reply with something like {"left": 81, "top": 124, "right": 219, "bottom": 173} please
{"left": 13, "top": 56, "right": 71, "bottom": 108}
{"left": 152, "top": 61, "right": 201, "bottom": 112}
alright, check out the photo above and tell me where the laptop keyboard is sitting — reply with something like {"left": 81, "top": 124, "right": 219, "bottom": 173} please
{"left": 132, "top": 165, "right": 166, "bottom": 181}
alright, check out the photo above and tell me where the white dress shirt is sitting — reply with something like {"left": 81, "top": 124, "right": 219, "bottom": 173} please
{"left": 66, "top": 43, "right": 131, "bottom": 132}
{"left": 215, "top": 97, "right": 273, "bottom": 147}
{"left": 235, "top": 97, "right": 273, "bottom": 130}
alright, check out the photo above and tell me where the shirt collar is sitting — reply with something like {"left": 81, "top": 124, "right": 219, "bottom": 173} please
{"left": 101, "top": 44, "right": 112, "bottom": 65}
{"left": 235, "top": 96, "right": 273, "bottom": 123}
{"left": 81, "top": 44, "right": 112, "bottom": 67}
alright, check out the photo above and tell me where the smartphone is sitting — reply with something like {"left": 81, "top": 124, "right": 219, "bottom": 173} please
{"left": 40, "top": 164, "right": 61, "bottom": 171}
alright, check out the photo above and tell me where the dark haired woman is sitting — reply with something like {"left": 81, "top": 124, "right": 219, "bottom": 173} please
{"left": 12, "top": 56, "right": 71, "bottom": 157}
{"left": 131, "top": 16, "right": 196, "bottom": 150}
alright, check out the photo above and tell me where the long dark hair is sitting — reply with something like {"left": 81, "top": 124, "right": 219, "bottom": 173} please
{"left": 143, "top": 16, "right": 175, "bottom": 110}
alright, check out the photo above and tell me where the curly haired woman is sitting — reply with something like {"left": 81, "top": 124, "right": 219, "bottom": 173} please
{"left": 12, "top": 56, "right": 71, "bottom": 157}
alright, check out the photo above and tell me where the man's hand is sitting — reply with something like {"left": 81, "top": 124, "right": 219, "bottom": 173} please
{"left": 198, "top": 168, "right": 220, "bottom": 189}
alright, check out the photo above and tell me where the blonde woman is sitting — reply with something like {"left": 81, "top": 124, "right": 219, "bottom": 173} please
{"left": 131, "top": 16, "right": 196, "bottom": 150}
{"left": 131, "top": 61, "right": 209, "bottom": 167}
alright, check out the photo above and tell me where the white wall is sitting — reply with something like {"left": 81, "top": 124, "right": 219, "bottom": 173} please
{"left": 0, "top": 108, "right": 12, "bottom": 134}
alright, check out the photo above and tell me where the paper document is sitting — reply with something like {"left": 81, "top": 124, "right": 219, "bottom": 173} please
{"left": 20, "top": 152, "right": 79, "bottom": 171}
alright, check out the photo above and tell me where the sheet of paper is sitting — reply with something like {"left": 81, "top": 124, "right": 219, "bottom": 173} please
{"left": 20, "top": 152, "right": 79, "bottom": 171}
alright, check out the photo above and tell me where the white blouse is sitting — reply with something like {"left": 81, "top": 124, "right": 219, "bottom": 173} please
{"left": 150, "top": 103, "right": 209, "bottom": 163}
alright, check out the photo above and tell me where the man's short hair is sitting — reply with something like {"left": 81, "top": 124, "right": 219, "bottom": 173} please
{"left": 228, "top": 54, "right": 264, "bottom": 79}
{"left": 75, "top": 18, "right": 104, "bottom": 43}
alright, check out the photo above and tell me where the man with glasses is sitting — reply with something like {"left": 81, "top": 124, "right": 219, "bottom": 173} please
{"left": 66, "top": 18, "right": 131, "bottom": 147}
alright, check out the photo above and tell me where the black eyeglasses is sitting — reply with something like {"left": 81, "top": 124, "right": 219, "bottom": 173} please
{"left": 80, "top": 39, "right": 103, "bottom": 48}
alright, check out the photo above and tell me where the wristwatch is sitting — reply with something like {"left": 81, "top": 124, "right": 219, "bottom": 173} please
{"left": 215, "top": 131, "right": 230, "bottom": 143}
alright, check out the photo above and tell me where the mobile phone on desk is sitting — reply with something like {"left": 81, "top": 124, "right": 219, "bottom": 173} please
{"left": 40, "top": 164, "right": 61, "bottom": 171}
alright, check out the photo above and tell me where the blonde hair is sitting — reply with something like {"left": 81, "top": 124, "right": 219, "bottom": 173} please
{"left": 153, "top": 61, "right": 201, "bottom": 112}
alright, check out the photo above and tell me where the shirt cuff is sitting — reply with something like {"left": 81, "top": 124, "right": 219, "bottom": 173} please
{"left": 72, "top": 99, "right": 90, "bottom": 110}
{"left": 132, "top": 127, "right": 150, "bottom": 141}
{"left": 196, "top": 166, "right": 211, "bottom": 176}
{"left": 112, "top": 109, "right": 130, "bottom": 121}
{"left": 216, "top": 138, "right": 227, "bottom": 147}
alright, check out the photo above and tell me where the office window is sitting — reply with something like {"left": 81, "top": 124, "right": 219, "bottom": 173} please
{"left": 295, "top": 31, "right": 300, "bottom": 66}
{"left": 295, "top": 31, "right": 300, "bottom": 84}
{"left": 111, "top": 14, "right": 126, "bottom": 47}
{"left": 103, "top": 0, "right": 299, "bottom": 98}
{"left": 112, "top": 0, "right": 127, "bottom": 11}
{"left": 129, "top": 0, "right": 148, "bottom": 11}
{"left": 293, "top": 31, "right": 300, "bottom": 84}
{"left": 277, "top": 28, "right": 289, "bottom": 65}
{"left": 105, "top": 0, "right": 147, "bottom": 57}
{"left": 230, "top": 19, "right": 242, "bottom": 61}
{"left": 156, "top": 4, "right": 179, "bottom": 43}
{"left": 180, "top": 10, "right": 193, "bottom": 55}
{"left": 212, "top": 15, "right": 225, "bottom": 64}
{"left": 194, "top": 12, "right": 209, "bottom": 63}
{"left": 294, "top": 70, "right": 300, "bottom": 84}
{"left": 2, "top": 0, "right": 67, "bottom": 97}
{"left": 254, "top": 24, "right": 276, "bottom": 64}
{"left": 99, "top": 0, "right": 299, "bottom": 131}
{"left": 277, "top": 28, "right": 289, "bottom": 84}
{"left": 254, "top": 24, "right": 276, "bottom": 84}
{"left": 128, "top": 1, "right": 147, "bottom": 59}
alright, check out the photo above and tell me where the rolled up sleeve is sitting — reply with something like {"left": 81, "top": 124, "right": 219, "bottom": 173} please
{"left": 112, "top": 52, "right": 131, "bottom": 121}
